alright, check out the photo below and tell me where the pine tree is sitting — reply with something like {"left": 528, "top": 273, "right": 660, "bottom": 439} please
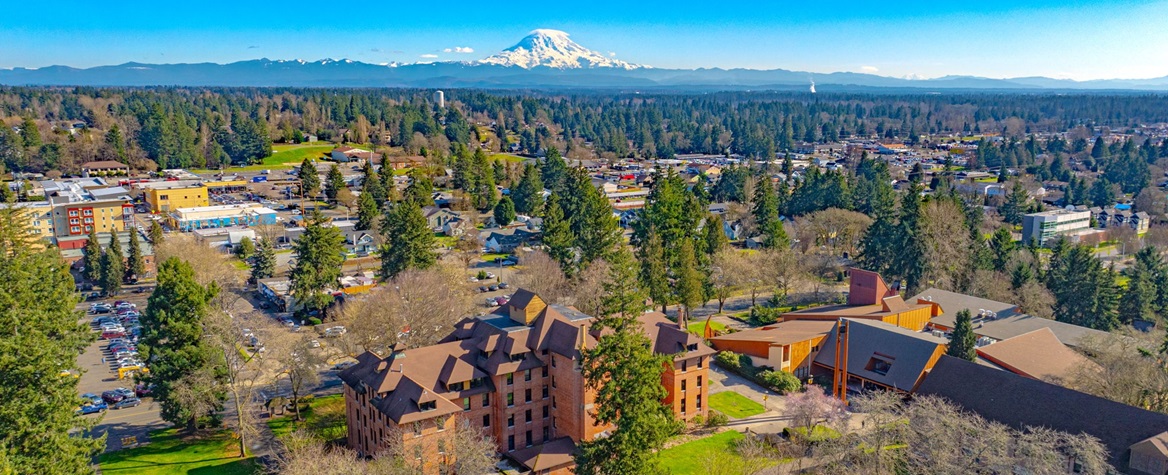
{"left": 361, "top": 161, "right": 387, "bottom": 205}
{"left": 105, "top": 124, "right": 128, "bottom": 162}
{"left": 1120, "top": 247, "right": 1166, "bottom": 323}
{"left": 1089, "top": 178, "right": 1116, "bottom": 207}
{"left": 674, "top": 239, "right": 705, "bottom": 325}
{"left": 493, "top": 196, "right": 516, "bottom": 226}
{"left": 127, "top": 228, "right": 145, "bottom": 279}
{"left": 249, "top": 238, "right": 276, "bottom": 284}
{"left": 298, "top": 158, "right": 321, "bottom": 200}
{"left": 100, "top": 233, "right": 125, "bottom": 295}
{"left": 702, "top": 213, "right": 728, "bottom": 256}
{"left": 1000, "top": 180, "right": 1029, "bottom": 226}
{"left": 540, "top": 194, "right": 576, "bottom": 271}
{"left": 637, "top": 227, "right": 672, "bottom": 313}
{"left": 541, "top": 147, "right": 569, "bottom": 194}
{"left": 290, "top": 212, "right": 345, "bottom": 313}
{"left": 511, "top": 163, "right": 544, "bottom": 215}
{"left": 356, "top": 190, "right": 379, "bottom": 231}
{"left": 988, "top": 227, "right": 1015, "bottom": 272}
{"left": 577, "top": 254, "right": 680, "bottom": 475}
{"left": 946, "top": 309, "right": 978, "bottom": 361}
{"left": 403, "top": 169, "right": 435, "bottom": 206}
{"left": 149, "top": 220, "right": 164, "bottom": 245}
{"left": 0, "top": 207, "right": 103, "bottom": 472}
{"left": 379, "top": 201, "right": 437, "bottom": 280}
{"left": 139, "top": 257, "right": 221, "bottom": 431}
{"left": 82, "top": 226, "right": 102, "bottom": 283}
{"left": 1046, "top": 245, "right": 1120, "bottom": 330}
{"left": 325, "top": 163, "right": 345, "bottom": 202}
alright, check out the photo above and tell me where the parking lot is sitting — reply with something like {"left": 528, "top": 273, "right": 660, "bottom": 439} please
{"left": 73, "top": 287, "right": 166, "bottom": 451}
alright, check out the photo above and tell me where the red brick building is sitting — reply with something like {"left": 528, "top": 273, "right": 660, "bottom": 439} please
{"left": 338, "top": 289, "right": 714, "bottom": 474}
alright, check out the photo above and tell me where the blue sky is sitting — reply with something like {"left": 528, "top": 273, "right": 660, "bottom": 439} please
{"left": 2, "top": 0, "right": 1166, "bottom": 80}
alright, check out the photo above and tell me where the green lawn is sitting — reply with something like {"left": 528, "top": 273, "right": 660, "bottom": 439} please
{"left": 786, "top": 425, "right": 842, "bottom": 443}
{"left": 480, "top": 253, "right": 510, "bottom": 262}
{"left": 267, "top": 394, "right": 347, "bottom": 442}
{"left": 230, "top": 259, "right": 249, "bottom": 271}
{"left": 488, "top": 153, "right": 527, "bottom": 164}
{"left": 688, "top": 319, "right": 727, "bottom": 335}
{"left": 659, "top": 431, "right": 745, "bottom": 475}
{"left": 708, "top": 391, "right": 766, "bottom": 418}
{"left": 434, "top": 233, "right": 457, "bottom": 248}
{"left": 98, "top": 428, "right": 256, "bottom": 475}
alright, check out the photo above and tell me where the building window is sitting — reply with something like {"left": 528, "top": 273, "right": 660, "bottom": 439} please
{"left": 420, "top": 401, "right": 437, "bottom": 412}
{"left": 506, "top": 373, "right": 514, "bottom": 385}
{"left": 68, "top": 210, "right": 78, "bottom": 217}
{"left": 542, "top": 366, "right": 548, "bottom": 377}
{"left": 543, "top": 405, "right": 549, "bottom": 419}
{"left": 551, "top": 376, "right": 556, "bottom": 388}
{"left": 435, "top": 416, "right": 447, "bottom": 431}
{"left": 697, "top": 357, "right": 704, "bottom": 369}
{"left": 507, "top": 393, "right": 514, "bottom": 407}
{"left": 525, "top": 389, "right": 532, "bottom": 403}
{"left": 682, "top": 360, "right": 688, "bottom": 372}
{"left": 697, "top": 375, "right": 703, "bottom": 387}
{"left": 508, "top": 414, "right": 515, "bottom": 427}
{"left": 507, "top": 435, "right": 515, "bottom": 451}
{"left": 482, "top": 393, "right": 490, "bottom": 407}
{"left": 525, "top": 409, "right": 532, "bottom": 423}
{"left": 483, "top": 414, "right": 491, "bottom": 427}
{"left": 551, "top": 357, "right": 556, "bottom": 368}
{"left": 681, "top": 398, "right": 687, "bottom": 414}
{"left": 682, "top": 380, "right": 687, "bottom": 391}
{"left": 413, "top": 422, "right": 423, "bottom": 436}
{"left": 696, "top": 394, "right": 702, "bottom": 409}
{"left": 543, "top": 426, "right": 550, "bottom": 442}
{"left": 524, "top": 369, "right": 532, "bottom": 382}
{"left": 462, "top": 398, "right": 470, "bottom": 411}
{"left": 526, "top": 430, "right": 532, "bottom": 447}
{"left": 552, "top": 396, "right": 557, "bottom": 409}
{"left": 542, "top": 385, "right": 549, "bottom": 399}
{"left": 865, "top": 357, "right": 893, "bottom": 376}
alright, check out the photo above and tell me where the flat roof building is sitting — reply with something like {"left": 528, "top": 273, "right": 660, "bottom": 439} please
{"left": 1021, "top": 208, "right": 1092, "bottom": 247}
{"left": 169, "top": 203, "right": 277, "bottom": 231}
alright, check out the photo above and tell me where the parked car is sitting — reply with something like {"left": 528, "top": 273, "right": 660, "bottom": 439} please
{"left": 332, "top": 361, "right": 357, "bottom": 371}
{"left": 486, "top": 297, "right": 500, "bottom": 307}
{"left": 135, "top": 383, "right": 153, "bottom": 398}
{"left": 76, "top": 402, "right": 107, "bottom": 415}
{"left": 101, "top": 390, "right": 126, "bottom": 404}
{"left": 112, "top": 397, "right": 142, "bottom": 409}
{"left": 498, "top": 282, "right": 510, "bottom": 289}
{"left": 478, "top": 286, "right": 488, "bottom": 293}
{"left": 323, "top": 326, "right": 347, "bottom": 338}
{"left": 488, "top": 285, "right": 499, "bottom": 292}
{"left": 80, "top": 393, "right": 103, "bottom": 405}
{"left": 494, "top": 296, "right": 510, "bottom": 306}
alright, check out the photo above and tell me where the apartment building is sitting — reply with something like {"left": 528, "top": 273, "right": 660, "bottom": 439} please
{"left": 338, "top": 289, "right": 713, "bottom": 474}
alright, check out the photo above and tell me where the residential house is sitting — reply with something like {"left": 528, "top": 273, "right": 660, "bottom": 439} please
{"left": 338, "top": 289, "right": 713, "bottom": 474}
{"left": 782, "top": 269, "right": 937, "bottom": 332}
{"left": 331, "top": 146, "right": 380, "bottom": 163}
{"left": 812, "top": 318, "right": 948, "bottom": 393}
{"left": 386, "top": 155, "right": 426, "bottom": 170}
{"left": 709, "top": 320, "right": 835, "bottom": 379}
{"left": 918, "top": 355, "right": 1168, "bottom": 474}
{"left": 1133, "top": 211, "right": 1152, "bottom": 234}
{"left": 481, "top": 228, "right": 539, "bottom": 253}
{"left": 422, "top": 207, "right": 464, "bottom": 233}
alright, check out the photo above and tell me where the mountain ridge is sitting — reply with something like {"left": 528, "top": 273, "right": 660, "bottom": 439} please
{"left": 2, "top": 29, "right": 1167, "bottom": 90}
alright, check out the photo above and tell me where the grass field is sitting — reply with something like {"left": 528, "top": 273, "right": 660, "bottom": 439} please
{"left": 268, "top": 394, "right": 347, "bottom": 442}
{"left": 786, "top": 425, "right": 841, "bottom": 443}
{"left": 659, "top": 431, "right": 745, "bottom": 475}
{"left": 489, "top": 153, "right": 527, "bottom": 164}
{"left": 98, "top": 428, "right": 256, "bottom": 475}
{"left": 688, "top": 319, "right": 727, "bottom": 335}
{"left": 709, "top": 391, "right": 766, "bottom": 418}
{"left": 480, "top": 253, "right": 510, "bottom": 262}
{"left": 434, "top": 233, "right": 458, "bottom": 248}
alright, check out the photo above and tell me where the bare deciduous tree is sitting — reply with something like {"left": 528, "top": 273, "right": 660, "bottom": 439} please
{"left": 795, "top": 208, "right": 873, "bottom": 257}
{"left": 919, "top": 200, "right": 973, "bottom": 291}
{"left": 339, "top": 264, "right": 474, "bottom": 356}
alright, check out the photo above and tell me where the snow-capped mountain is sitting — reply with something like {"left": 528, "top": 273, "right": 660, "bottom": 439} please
{"left": 478, "top": 29, "right": 644, "bottom": 70}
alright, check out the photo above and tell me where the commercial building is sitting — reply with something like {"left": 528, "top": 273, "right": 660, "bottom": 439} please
{"left": 168, "top": 203, "right": 277, "bottom": 231}
{"left": 0, "top": 201, "right": 56, "bottom": 245}
{"left": 1020, "top": 208, "right": 1092, "bottom": 247}
{"left": 138, "top": 180, "right": 210, "bottom": 213}
{"left": 43, "top": 179, "right": 133, "bottom": 239}
{"left": 339, "top": 289, "right": 713, "bottom": 474}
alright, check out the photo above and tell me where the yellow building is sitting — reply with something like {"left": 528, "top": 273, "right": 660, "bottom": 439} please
{"left": 50, "top": 198, "right": 132, "bottom": 238}
{"left": 140, "top": 181, "right": 209, "bottom": 213}
{"left": 0, "top": 202, "right": 56, "bottom": 247}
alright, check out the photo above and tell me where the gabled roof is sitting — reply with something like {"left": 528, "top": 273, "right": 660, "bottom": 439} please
{"left": 813, "top": 319, "right": 947, "bottom": 392}
{"left": 975, "top": 327, "right": 1095, "bottom": 382}
{"left": 917, "top": 355, "right": 1168, "bottom": 471}
{"left": 510, "top": 437, "right": 576, "bottom": 471}
{"left": 638, "top": 312, "right": 717, "bottom": 361}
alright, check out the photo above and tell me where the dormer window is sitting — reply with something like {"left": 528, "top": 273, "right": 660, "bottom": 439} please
{"left": 687, "top": 343, "right": 699, "bottom": 352}
{"left": 419, "top": 400, "right": 437, "bottom": 412}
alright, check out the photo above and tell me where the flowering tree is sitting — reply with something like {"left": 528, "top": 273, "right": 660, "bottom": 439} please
{"left": 784, "top": 386, "right": 850, "bottom": 433}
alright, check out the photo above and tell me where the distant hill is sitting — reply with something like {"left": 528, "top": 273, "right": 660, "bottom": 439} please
{"left": 3, "top": 30, "right": 1167, "bottom": 91}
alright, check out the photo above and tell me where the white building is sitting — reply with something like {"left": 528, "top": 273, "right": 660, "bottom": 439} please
{"left": 433, "top": 90, "right": 445, "bottom": 108}
{"left": 1021, "top": 209, "right": 1092, "bottom": 247}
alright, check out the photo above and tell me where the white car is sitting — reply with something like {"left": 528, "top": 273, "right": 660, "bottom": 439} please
{"left": 323, "top": 326, "right": 347, "bottom": 338}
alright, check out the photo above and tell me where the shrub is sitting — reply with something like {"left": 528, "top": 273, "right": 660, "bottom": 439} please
{"left": 308, "top": 317, "right": 322, "bottom": 326}
{"left": 758, "top": 369, "right": 803, "bottom": 394}
{"left": 749, "top": 306, "right": 782, "bottom": 325}
{"left": 690, "top": 414, "right": 704, "bottom": 427}
{"left": 706, "top": 411, "right": 729, "bottom": 427}
{"left": 715, "top": 351, "right": 741, "bottom": 370}
{"left": 476, "top": 270, "right": 488, "bottom": 280}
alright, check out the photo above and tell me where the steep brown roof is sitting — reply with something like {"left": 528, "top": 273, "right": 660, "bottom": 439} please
{"left": 81, "top": 160, "right": 129, "bottom": 169}
{"left": 509, "top": 437, "right": 576, "bottom": 471}
{"left": 638, "top": 312, "right": 717, "bottom": 361}
{"left": 975, "top": 327, "right": 1095, "bottom": 382}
